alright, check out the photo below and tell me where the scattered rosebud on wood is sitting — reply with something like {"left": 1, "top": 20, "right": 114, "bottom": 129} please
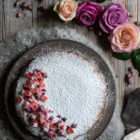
{"left": 41, "top": 4, "right": 48, "bottom": 10}
{"left": 14, "top": 0, "right": 32, "bottom": 18}
{"left": 22, "top": 1, "right": 29, "bottom": 8}
{"left": 130, "top": 66, "right": 134, "bottom": 73}
{"left": 126, "top": 66, "right": 136, "bottom": 86}
{"left": 17, "top": 11, "right": 25, "bottom": 18}
{"left": 22, "top": 2, "right": 32, "bottom": 11}
{"left": 38, "top": 4, "right": 48, "bottom": 11}
{"left": 14, "top": 0, "right": 21, "bottom": 8}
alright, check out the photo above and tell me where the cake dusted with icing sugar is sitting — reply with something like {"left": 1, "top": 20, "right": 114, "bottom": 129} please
{"left": 15, "top": 51, "right": 106, "bottom": 140}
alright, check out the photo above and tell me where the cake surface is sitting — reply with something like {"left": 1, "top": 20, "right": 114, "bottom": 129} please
{"left": 15, "top": 51, "right": 106, "bottom": 140}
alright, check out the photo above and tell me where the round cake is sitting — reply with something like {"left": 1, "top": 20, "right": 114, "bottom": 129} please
{"left": 15, "top": 51, "right": 106, "bottom": 140}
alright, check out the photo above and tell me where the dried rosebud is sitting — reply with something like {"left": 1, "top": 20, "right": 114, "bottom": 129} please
{"left": 26, "top": 107, "right": 31, "bottom": 112}
{"left": 42, "top": 89, "right": 46, "bottom": 92}
{"left": 132, "top": 73, "right": 136, "bottom": 77}
{"left": 66, "top": 125, "right": 70, "bottom": 130}
{"left": 47, "top": 131, "right": 52, "bottom": 137}
{"left": 43, "top": 73, "right": 48, "bottom": 78}
{"left": 40, "top": 106, "right": 45, "bottom": 112}
{"left": 127, "top": 73, "right": 131, "bottom": 78}
{"left": 17, "top": 11, "right": 25, "bottom": 18}
{"left": 62, "top": 117, "right": 67, "bottom": 122}
{"left": 15, "top": 1, "right": 21, "bottom": 8}
{"left": 57, "top": 115, "right": 62, "bottom": 118}
{"left": 48, "top": 110, "right": 53, "bottom": 113}
{"left": 128, "top": 77, "right": 132, "bottom": 84}
{"left": 49, "top": 116, "right": 54, "bottom": 121}
{"left": 41, "top": 4, "right": 48, "bottom": 10}
{"left": 23, "top": 1, "right": 29, "bottom": 8}
{"left": 71, "top": 123, "right": 77, "bottom": 128}
{"left": 130, "top": 66, "right": 134, "bottom": 73}
{"left": 33, "top": 69, "right": 38, "bottom": 75}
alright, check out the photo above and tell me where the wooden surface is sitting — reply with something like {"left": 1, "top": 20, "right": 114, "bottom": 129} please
{"left": 0, "top": 0, "right": 140, "bottom": 110}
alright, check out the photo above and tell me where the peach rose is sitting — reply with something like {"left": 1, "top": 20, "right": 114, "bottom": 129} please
{"left": 109, "top": 22, "right": 140, "bottom": 53}
{"left": 54, "top": 0, "right": 78, "bottom": 21}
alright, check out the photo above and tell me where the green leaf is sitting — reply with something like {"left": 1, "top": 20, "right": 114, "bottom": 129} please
{"left": 113, "top": 52, "right": 132, "bottom": 60}
{"left": 91, "top": 0, "right": 107, "bottom": 3}
{"left": 132, "top": 54, "right": 140, "bottom": 70}
{"left": 113, "top": 49, "right": 140, "bottom": 60}
{"left": 132, "top": 49, "right": 140, "bottom": 57}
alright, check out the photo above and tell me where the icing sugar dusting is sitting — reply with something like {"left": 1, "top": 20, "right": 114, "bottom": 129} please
{"left": 16, "top": 52, "right": 106, "bottom": 140}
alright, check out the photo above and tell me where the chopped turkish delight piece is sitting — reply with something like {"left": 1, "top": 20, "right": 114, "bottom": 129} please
{"left": 67, "top": 127, "right": 74, "bottom": 134}
{"left": 25, "top": 90, "right": 31, "bottom": 96}
{"left": 18, "top": 96, "right": 23, "bottom": 103}
{"left": 27, "top": 72, "right": 33, "bottom": 78}
{"left": 24, "top": 80, "right": 30, "bottom": 88}
{"left": 40, "top": 82, "right": 45, "bottom": 87}
{"left": 40, "top": 77, "right": 44, "bottom": 83}
{"left": 42, "top": 96, "right": 48, "bottom": 101}
{"left": 51, "top": 133, "right": 57, "bottom": 138}
{"left": 49, "top": 124, "right": 57, "bottom": 130}
{"left": 36, "top": 88, "right": 42, "bottom": 94}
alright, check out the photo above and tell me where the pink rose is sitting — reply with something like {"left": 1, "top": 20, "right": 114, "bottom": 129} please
{"left": 76, "top": 1, "right": 102, "bottom": 26}
{"left": 99, "top": 3, "right": 129, "bottom": 33}
{"left": 54, "top": 0, "right": 78, "bottom": 22}
{"left": 109, "top": 22, "right": 140, "bottom": 53}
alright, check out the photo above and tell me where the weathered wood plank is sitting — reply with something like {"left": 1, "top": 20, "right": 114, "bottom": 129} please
{"left": 2, "top": 0, "right": 10, "bottom": 39}
{"left": 138, "top": 0, "right": 140, "bottom": 25}
{"left": 8, "top": 0, "right": 32, "bottom": 34}
{"left": 0, "top": 0, "right": 33, "bottom": 38}
{"left": 37, "top": 0, "right": 48, "bottom": 26}
{"left": 104, "top": 1, "right": 117, "bottom": 104}
{"left": 32, "top": 0, "right": 38, "bottom": 26}
{"left": 120, "top": 0, "right": 127, "bottom": 106}
{"left": 111, "top": 0, "right": 126, "bottom": 108}
{"left": 127, "top": 0, "right": 137, "bottom": 22}
{"left": 135, "top": 0, "right": 138, "bottom": 25}
{"left": 125, "top": 0, "right": 139, "bottom": 96}
{"left": 0, "top": 0, "right": 2, "bottom": 40}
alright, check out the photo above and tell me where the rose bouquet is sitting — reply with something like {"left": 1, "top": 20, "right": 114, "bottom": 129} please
{"left": 14, "top": 0, "right": 140, "bottom": 71}
{"left": 98, "top": 3, "right": 140, "bottom": 70}
{"left": 53, "top": 0, "right": 140, "bottom": 70}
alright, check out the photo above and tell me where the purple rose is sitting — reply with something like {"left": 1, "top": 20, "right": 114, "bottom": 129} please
{"left": 99, "top": 2, "right": 129, "bottom": 33}
{"left": 76, "top": 1, "right": 102, "bottom": 26}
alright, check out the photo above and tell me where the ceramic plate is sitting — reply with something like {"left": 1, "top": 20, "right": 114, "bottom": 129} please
{"left": 4, "top": 40, "right": 116, "bottom": 140}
